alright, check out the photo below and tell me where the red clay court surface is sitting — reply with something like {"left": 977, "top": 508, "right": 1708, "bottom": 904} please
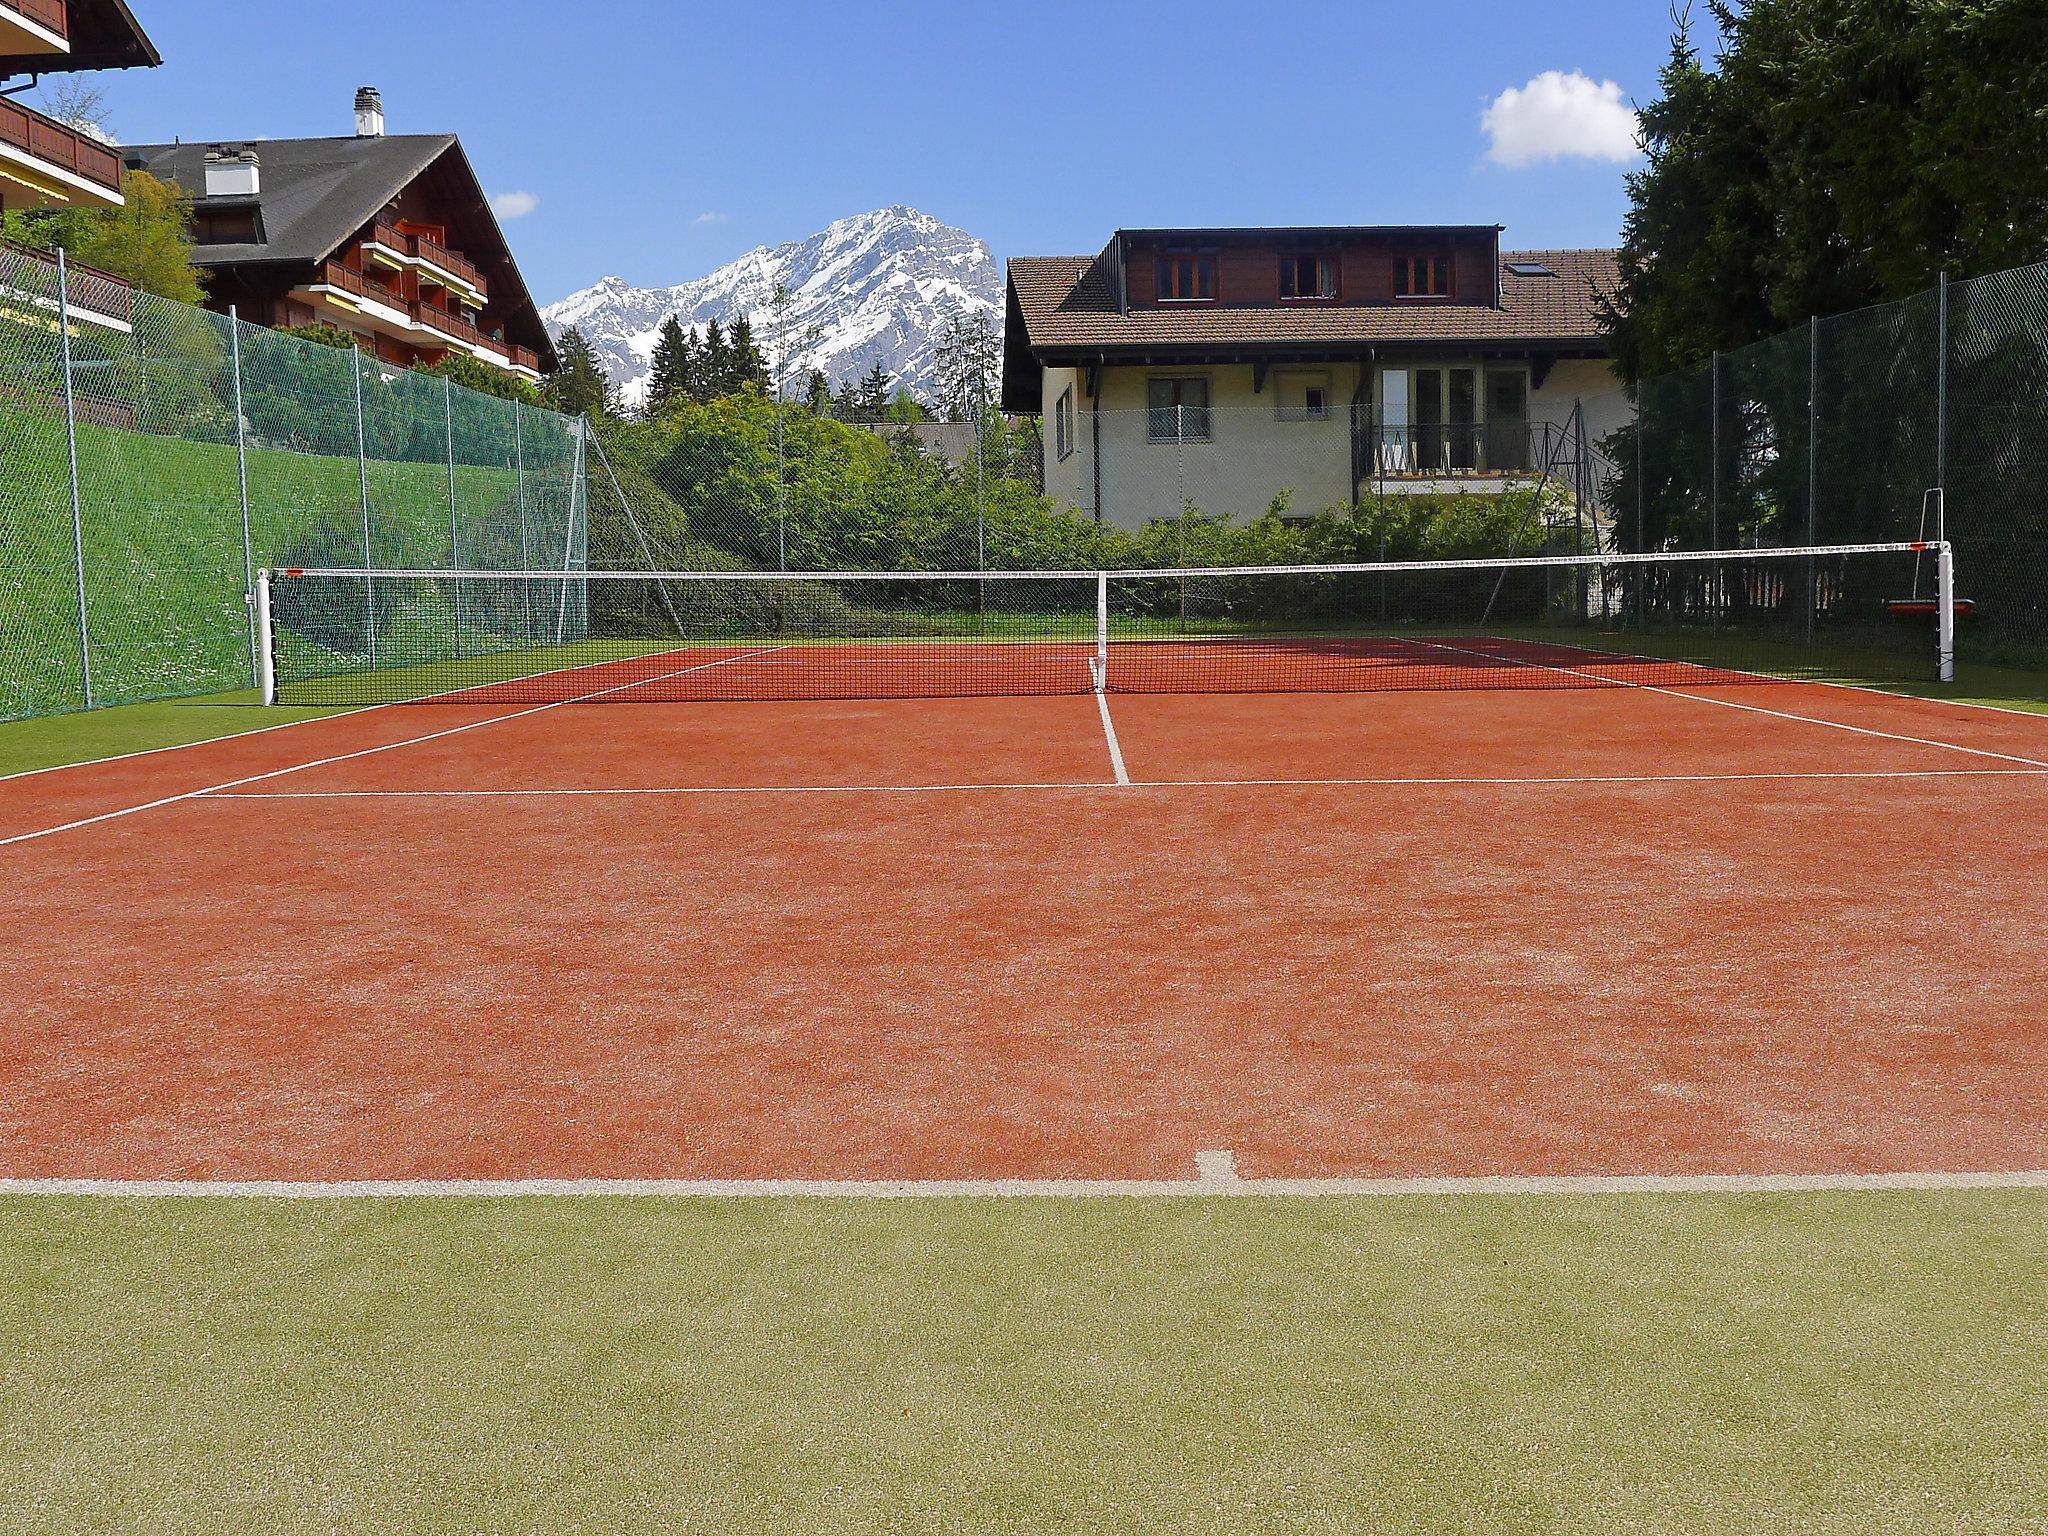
{"left": 4, "top": 656, "right": 2047, "bottom": 1185}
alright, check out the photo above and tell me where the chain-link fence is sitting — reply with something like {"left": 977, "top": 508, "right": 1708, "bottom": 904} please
{"left": 0, "top": 243, "right": 585, "bottom": 721}
{"left": 1617, "top": 256, "right": 2048, "bottom": 668}
{"left": 582, "top": 397, "right": 1619, "bottom": 584}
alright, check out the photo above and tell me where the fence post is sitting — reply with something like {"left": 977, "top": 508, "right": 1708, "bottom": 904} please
{"left": 1806, "top": 315, "right": 1819, "bottom": 642}
{"left": 513, "top": 401, "right": 532, "bottom": 639}
{"left": 229, "top": 305, "right": 257, "bottom": 684}
{"left": 775, "top": 386, "right": 787, "bottom": 572}
{"left": 1935, "top": 270, "right": 1948, "bottom": 526}
{"left": 1572, "top": 398, "right": 1588, "bottom": 620}
{"left": 556, "top": 420, "right": 585, "bottom": 644}
{"left": 1633, "top": 386, "right": 1645, "bottom": 629}
{"left": 1708, "top": 349, "right": 1721, "bottom": 549}
{"left": 56, "top": 248, "right": 93, "bottom": 709}
{"left": 444, "top": 376, "right": 461, "bottom": 657}
{"left": 352, "top": 346, "right": 376, "bottom": 663}
{"left": 974, "top": 369, "right": 987, "bottom": 576}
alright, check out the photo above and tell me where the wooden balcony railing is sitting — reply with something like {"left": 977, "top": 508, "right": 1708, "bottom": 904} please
{"left": 361, "top": 223, "right": 486, "bottom": 300}
{"left": 313, "top": 261, "right": 407, "bottom": 313}
{"left": 413, "top": 299, "right": 485, "bottom": 349}
{"left": 410, "top": 234, "right": 485, "bottom": 298}
{"left": 0, "top": 97, "right": 124, "bottom": 196}
{"left": 508, "top": 344, "right": 540, "bottom": 373}
{"left": 0, "top": 0, "right": 69, "bottom": 40}
{"left": 0, "top": 237, "right": 133, "bottom": 324}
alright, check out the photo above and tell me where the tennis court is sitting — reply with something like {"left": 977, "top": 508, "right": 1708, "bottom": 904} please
{"left": 6, "top": 572, "right": 2046, "bottom": 1188}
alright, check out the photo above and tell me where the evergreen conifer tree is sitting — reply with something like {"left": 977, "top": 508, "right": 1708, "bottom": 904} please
{"left": 645, "top": 315, "right": 696, "bottom": 413}
{"left": 697, "top": 319, "right": 731, "bottom": 400}
{"left": 727, "top": 315, "right": 769, "bottom": 393}
{"left": 545, "top": 326, "right": 615, "bottom": 418}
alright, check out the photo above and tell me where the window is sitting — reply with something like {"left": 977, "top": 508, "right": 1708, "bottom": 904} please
{"left": 1279, "top": 254, "right": 1336, "bottom": 300}
{"left": 1156, "top": 255, "right": 1215, "bottom": 302}
{"left": 1505, "top": 261, "right": 1556, "bottom": 278}
{"left": 1147, "top": 377, "right": 1210, "bottom": 441}
{"left": 1394, "top": 254, "right": 1450, "bottom": 298}
{"left": 1274, "top": 370, "right": 1332, "bottom": 422}
{"left": 1054, "top": 385, "right": 1075, "bottom": 461}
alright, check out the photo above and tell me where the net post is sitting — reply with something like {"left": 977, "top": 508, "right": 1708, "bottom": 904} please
{"left": 254, "top": 569, "right": 276, "bottom": 706}
{"left": 1936, "top": 542, "right": 1956, "bottom": 684}
{"left": 1094, "top": 571, "right": 1109, "bottom": 692}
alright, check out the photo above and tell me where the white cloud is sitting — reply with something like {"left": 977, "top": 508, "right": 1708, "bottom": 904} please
{"left": 1482, "top": 71, "right": 1640, "bottom": 168}
{"left": 692, "top": 210, "right": 729, "bottom": 226}
{"left": 490, "top": 190, "right": 539, "bottom": 220}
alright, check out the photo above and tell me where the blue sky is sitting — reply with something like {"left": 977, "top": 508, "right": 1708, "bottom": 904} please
{"left": 85, "top": 0, "right": 1689, "bottom": 303}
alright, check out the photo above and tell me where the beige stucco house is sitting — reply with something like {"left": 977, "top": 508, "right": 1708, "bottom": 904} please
{"left": 1002, "top": 225, "right": 1627, "bottom": 529}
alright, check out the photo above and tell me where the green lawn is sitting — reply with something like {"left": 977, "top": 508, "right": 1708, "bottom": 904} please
{"left": 0, "top": 691, "right": 348, "bottom": 778}
{"left": 2, "top": 1192, "right": 2042, "bottom": 1534}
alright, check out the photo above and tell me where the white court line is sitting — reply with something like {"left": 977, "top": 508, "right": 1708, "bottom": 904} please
{"left": 199, "top": 766, "right": 2048, "bottom": 801}
{"left": 0, "top": 643, "right": 768, "bottom": 787}
{"left": 0, "top": 646, "right": 791, "bottom": 849}
{"left": 1417, "top": 638, "right": 2048, "bottom": 770}
{"left": 1095, "top": 691, "right": 1131, "bottom": 785}
{"left": 3, "top": 1168, "right": 2044, "bottom": 1200}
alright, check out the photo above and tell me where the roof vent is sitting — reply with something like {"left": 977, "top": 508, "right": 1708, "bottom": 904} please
{"left": 354, "top": 86, "right": 384, "bottom": 139}
{"left": 203, "top": 144, "right": 260, "bottom": 198}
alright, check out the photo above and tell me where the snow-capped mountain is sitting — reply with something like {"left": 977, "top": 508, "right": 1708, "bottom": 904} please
{"left": 541, "top": 205, "right": 1000, "bottom": 409}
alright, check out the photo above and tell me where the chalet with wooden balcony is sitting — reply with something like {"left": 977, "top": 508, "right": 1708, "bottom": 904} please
{"left": 0, "top": 0, "right": 159, "bottom": 212}
{"left": 126, "top": 88, "right": 555, "bottom": 382}
{"left": 1002, "top": 225, "right": 1625, "bottom": 528}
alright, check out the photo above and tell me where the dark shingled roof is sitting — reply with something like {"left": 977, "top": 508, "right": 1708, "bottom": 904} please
{"left": 0, "top": 0, "right": 160, "bottom": 76}
{"left": 124, "top": 133, "right": 555, "bottom": 368}
{"left": 124, "top": 134, "right": 458, "bottom": 267}
{"left": 1007, "top": 248, "right": 1621, "bottom": 353}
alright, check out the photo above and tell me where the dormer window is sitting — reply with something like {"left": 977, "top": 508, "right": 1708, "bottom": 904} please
{"left": 1394, "top": 254, "right": 1450, "bottom": 299}
{"left": 1156, "top": 254, "right": 1215, "bottom": 302}
{"left": 1278, "top": 254, "right": 1336, "bottom": 300}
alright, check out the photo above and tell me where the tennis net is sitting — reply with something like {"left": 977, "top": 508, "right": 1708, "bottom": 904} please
{"left": 259, "top": 542, "right": 1957, "bottom": 705}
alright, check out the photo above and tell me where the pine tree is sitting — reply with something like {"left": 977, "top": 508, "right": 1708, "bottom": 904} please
{"left": 697, "top": 319, "right": 731, "bottom": 401}
{"left": 933, "top": 311, "right": 1000, "bottom": 424}
{"left": 645, "top": 315, "right": 695, "bottom": 414}
{"left": 727, "top": 315, "right": 769, "bottom": 393}
{"left": 803, "top": 368, "right": 831, "bottom": 414}
{"left": 851, "top": 362, "right": 892, "bottom": 422}
{"left": 545, "top": 326, "right": 615, "bottom": 418}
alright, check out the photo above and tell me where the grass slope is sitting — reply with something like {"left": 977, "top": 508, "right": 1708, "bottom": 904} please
{"left": 2, "top": 1193, "right": 2043, "bottom": 1533}
{"left": 1, "top": 404, "right": 533, "bottom": 721}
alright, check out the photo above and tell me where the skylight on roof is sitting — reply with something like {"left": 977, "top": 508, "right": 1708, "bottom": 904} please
{"left": 1507, "top": 261, "right": 1557, "bottom": 277}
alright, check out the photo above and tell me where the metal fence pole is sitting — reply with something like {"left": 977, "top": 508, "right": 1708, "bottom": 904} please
{"left": 229, "top": 306, "right": 256, "bottom": 684}
{"left": 1633, "top": 388, "right": 1645, "bottom": 628}
{"left": 556, "top": 421, "right": 585, "bottom": 644}
{"left": 1708, "top": 349, "right": 1721, "bottom": 549}
{"left": 1807, "top": 315, "right": 1819, "bottom": 642}
{"left": 974, "top": 371, "right": 987, "bottom": 575}
{"left": 775, "top": 388, "right": 787, "bottom": 572}
{"left": 444, "top": 376, "right": 462, "bottom": 656}
{"left": 513, "top": 401, "right": 532, "bottom": 639}
{"left": 56, "top": 249, "right": 93, "bottom": 709}
{"left": 1935, "top": 270, "right": 1949, "bottom": 539}
{"left": 352, "top": 346, "right": 376, "bottom": 663}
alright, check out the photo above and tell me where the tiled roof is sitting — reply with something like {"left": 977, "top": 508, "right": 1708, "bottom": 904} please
{"left": 1007, "top": 248, "right": 1619, "bottom": 354}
